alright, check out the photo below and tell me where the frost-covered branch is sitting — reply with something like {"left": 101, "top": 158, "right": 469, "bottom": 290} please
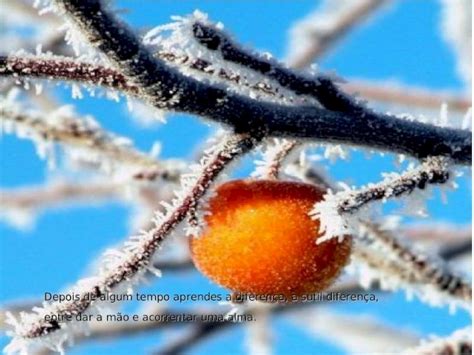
{"left": 294, "top": 160, "right": 471, "bottom": 307}
{"left": 5, "top": 133, "right": 257, "bottom": 353}
{"left": 0, "top": 55, "right": 309, "bottom": 104}
{"left": 0, "top": 100, "right": 182, "bottom": 180}
{"left": 41, "top": 0, "right": 472, "bottom": 164}
{"left": 312, "top": 156, "right": 453, "bottom": 240}
{"left": 190, "top": 21, "right": 363, "bottom": 114}
{"left": 252, "top": 139, "right": 300, "bottom": 179}
{"left": 0, "top": 180, "right": 120, "bottom": 229}
{"left": 0, "top": 55, "right": 138, "bottom": 96}
{"left": 343, "top": 80, "right": 472, "bottom": 113}
{"left": 401, "top": 327, "right": 472, "bottom": 355}
{"left": 286, "top": 0, "right": 390, "bottom": 68}
{"left": 339, "top": 157, "right": 450, "bottom": 214}
{"left": 353, "top": 222, "right": 472, "bottom": 307}
{"left": 190, "top": 20, "right": 472, "bottom": 131}
{"left": 8, "top": 56, "right": 470, "bottom": 115}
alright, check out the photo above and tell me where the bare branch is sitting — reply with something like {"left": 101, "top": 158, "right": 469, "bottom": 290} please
{"left": 0, "top": 181, "right": 119, "bottom": 211}
{"left": 0, "top": 101, "right": 183, "bottom": 181}
{"left": 44, "top": 0, "right": 471, "bottom": 164}
{"left": 401, "top": 327, "right": 472, "bottom": 355}
{"left": 343, "top": 80, "right": 472, "bottom": 112}
{"left": 5, "top": 133, "right": 257, "bottom": 353}
{"left": 287, "top": 0, "right": 390, "bottom": 68}
{"left": 355, "top": 222, "right": 472, "bottom": 306}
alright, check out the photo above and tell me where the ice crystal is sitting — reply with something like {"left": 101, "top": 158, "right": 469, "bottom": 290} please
{"left": 143, "top": 11, "right": 316, "bottom": 106}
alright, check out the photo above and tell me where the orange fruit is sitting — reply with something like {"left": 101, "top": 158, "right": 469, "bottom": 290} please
{"left": 189, "top": 179, "right": 352, "bottom": 301}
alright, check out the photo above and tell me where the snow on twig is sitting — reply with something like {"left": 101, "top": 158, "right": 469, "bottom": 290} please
{"left": 311, "top": 156, "right": 453, "bottom": 241}
{"left": 4, "top": 133, "right": 257, "bottom": 353}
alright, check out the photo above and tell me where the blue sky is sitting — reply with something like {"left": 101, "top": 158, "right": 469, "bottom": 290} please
{"left": 0, "top": 0, "right": 471, "bottom": 354}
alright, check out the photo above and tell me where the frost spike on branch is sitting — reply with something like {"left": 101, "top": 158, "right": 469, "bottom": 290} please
{"left": 252, "top": 139, "right": 300, "bottom": 180}
{"left": 353, "top": 223, "right": 472, "bottom": 307}
{"left": 190, "top": 21, "right": 363, "bottom": 114}
{"left": 312, "top": 156, "right": 453, "bottom": 242}
{"left": 0, "top": 55, "right": 138, "bottom": 96}
{"left": 3, "top": 56, "right": 471, "bottom": 114}
{"left": 5, "top": 133, "right": 257, "bottom": 353}
{"left": 45, "top": 0, "right": 471, "bottom": 164}
{"left": 1, "top": 105, "right": 153, "bottom": 167}
{"left": 0, "top": 101, "right": 183, "bottom": 181}
{"left": 269, "top": 144, "right": 471, "bottom": 307}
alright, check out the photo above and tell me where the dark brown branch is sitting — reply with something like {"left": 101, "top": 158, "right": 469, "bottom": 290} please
{"left": 0, "top": 56, "right": 137, "bottom": 95}
{"left": 43, "top": 0, "right": 471, "bottom": 164}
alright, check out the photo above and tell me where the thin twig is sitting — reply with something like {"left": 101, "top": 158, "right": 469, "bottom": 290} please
{"left": 0, "top": 180, "right": 120, "bottom": 211}
{"left": 287, "top": 0, "right": 389, "bottom": 68}
{"left": 0, "top": 56, "right": 138, "bottom": 96}
{"left": 343, "top": 80, "right": 471, "bottom": 112}
{"left": 311, "top": 156, "right": 452, "bottom": 242}
{"left": 355, "top": 223, "right": 472, "bottom": 304}
{"left": 252, "top": 139, "right": 300, "bottom": 180}
{"left": 288, "top": 159, "right": 471, "bottom": 306}
{"left": 0, "top": 103, "right": 182, "bottom": 181}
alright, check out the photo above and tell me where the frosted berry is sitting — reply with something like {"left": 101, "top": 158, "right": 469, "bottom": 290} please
{"left": 189, "top": 179, "right": 352, "bottom": 301}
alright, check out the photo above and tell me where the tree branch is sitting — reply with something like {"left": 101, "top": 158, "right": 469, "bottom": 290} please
{"left": 43, "top": 0, "right": 471, "bottom": 164}
{"left": 264, "top": 145, "right": 471, "bottom": 307}
{"left": 0, "top": 101, "right": 183, "bottom": 181}
{"left": 401, "top": 327, "right": 472, "bottom": 355}
{"left": 286, "top": 0, "right": 390, "bottom": 68}
{"left": 343, "top": 80, "right": 472, "bottom": 113}
{"left": 355, "top": 222, "right": 472, "bottom": 306}
{"left": 311, "top": 156, "right": 453, "bottom": 241}
{"left": 0, "top": 55, "right": 137, "bottom": 95}
{"left": 5, "top": 133, "right": 257, "bottom": 353}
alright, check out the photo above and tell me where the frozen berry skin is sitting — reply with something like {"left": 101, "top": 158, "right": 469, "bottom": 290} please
{"left": 189, "top": 179, "right": 352, "bottom": 301}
